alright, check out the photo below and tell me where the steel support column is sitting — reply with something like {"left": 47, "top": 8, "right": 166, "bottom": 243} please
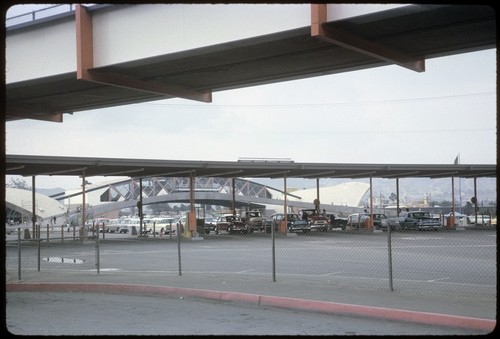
{"left": 473, "top": 177, "right": 478, "bottom": 226}
{"left": 283, "top": 173, "right": 288, "bottom": 234}
{"left": 139, "top": 178, "right": 143, "bottom": 235}
{"left": 82, "top": 171, "right": 86, "bottom": 230}
{"left": 396, "top": 178, "right": 400, "bottom": 217}
{"left": 316, "top": 178, "right": 320, "bottom": 213}
{"left": 450, "top": 176, "right": 456, "bottom": 228}
{"left": 31, "top": 176, "right": 36, "bottom": 236}
{"left": 232, "top": 178, "right": 236, "bottom": 216}
{"left": 369, "top": 175, "right": 373, "bottom": 229}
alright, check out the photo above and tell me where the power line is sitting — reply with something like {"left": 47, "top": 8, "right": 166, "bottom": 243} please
{"left": 142, "top": 91, "right": 495, "bottom": 109}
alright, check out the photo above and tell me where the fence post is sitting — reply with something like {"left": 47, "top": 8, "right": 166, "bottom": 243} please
{"left": 95, "top": 223, "right": 100, "bottom": 274}
{"left": 46, "top": 223, "right": 50, "bottom": 242}
{"left": 17, "top": 227, "right": 21, "bottom": 281}
{"left": 387, "top": 221, "right": 393, "bottom": 291}
{"left": 177, "top": 221, "right": 182, "bottom": 276}
{"left": 272, "top": 219, "right": 276, "bottom": 282}
{"left": 37, "top": 224, "right": 41, "bottom": 272}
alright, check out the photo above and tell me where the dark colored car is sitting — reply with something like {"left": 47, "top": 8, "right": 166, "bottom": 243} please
{"left": 326, "top": 213, "right": 348, "bottom": 230}
{"left": 398, "top": 211, "right": 442, "bottom": 231}
{"left": 265, "top": 213, "right": 311, "bottom": 233}
{"left": 215, "top": 215, "right": 251, "bottom": 234}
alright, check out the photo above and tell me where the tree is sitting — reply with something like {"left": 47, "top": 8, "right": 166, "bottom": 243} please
{"left": 6, "top": 177, "right": 31, "bottom": 190}
{"left": 464, "top": 201, "right": 474, "bottom": 215}
{"left": 438, "top": 200, "right": 452, "bottom": 207}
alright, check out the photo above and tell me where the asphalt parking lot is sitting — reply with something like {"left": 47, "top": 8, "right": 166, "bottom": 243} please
{"left": 6, "top": 290, "right": 487, "bottom": 336}
{"left": 6, "top": 228, "right": 496, "bottom": 299}
{"left": 5, "top": 228, "right": 496, "bottom": 335}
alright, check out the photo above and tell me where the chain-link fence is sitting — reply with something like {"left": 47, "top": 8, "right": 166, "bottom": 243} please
{"left": 5, "top": 222, "right": 496, "bottom": 301}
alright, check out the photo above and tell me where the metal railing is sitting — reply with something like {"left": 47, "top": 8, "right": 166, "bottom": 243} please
{"left": 6, "top": 4, "right": 76, "bottom": 28}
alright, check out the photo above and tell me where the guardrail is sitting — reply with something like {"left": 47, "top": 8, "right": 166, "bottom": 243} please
{"left": 6, "top": 4, "right": 76, "bottom": 28}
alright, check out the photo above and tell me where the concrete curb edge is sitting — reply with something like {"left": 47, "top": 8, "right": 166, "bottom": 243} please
{"left": 6, "top": 282, "right": 496, "bottom": 332}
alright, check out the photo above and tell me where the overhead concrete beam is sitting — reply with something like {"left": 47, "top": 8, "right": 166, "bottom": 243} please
{"left": 75, "top": 4, "right": 212, "bottom": 103}
{"left": 311, "top": 4, "right": 425, "bottom": 73}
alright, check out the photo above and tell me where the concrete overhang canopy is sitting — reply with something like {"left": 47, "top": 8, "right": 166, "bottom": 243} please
{"left": 5, "top": 4, "right": 496, "bottom": 122}
{"left": 5, "top": 154, "right": 497, "bottom": 179}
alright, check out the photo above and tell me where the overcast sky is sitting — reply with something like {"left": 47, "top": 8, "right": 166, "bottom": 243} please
{"left": 5, "top": 4, "right": 497, "bottom": 190}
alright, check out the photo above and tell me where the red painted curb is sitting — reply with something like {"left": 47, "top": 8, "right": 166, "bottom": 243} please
{"left": 6, "top": 282, "right": 496, "bottom": 332}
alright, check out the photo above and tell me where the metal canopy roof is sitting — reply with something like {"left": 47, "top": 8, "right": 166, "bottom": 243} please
{"left": 5, "top": 4, "right": 496, "bottom": 122}
{"left": 5, "top": 154, "right": 497, "bottom": 179}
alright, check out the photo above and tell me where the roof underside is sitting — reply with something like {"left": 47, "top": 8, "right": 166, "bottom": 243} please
{"left": 5, "top": 155, "right": 497, "bottom": 179}
{"left": 5, "top": 4, "right": 496, "bottom": 122}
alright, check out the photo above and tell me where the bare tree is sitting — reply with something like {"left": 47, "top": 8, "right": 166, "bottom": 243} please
{"left": 6, "top": 177, "right": 31, "bottom": 190}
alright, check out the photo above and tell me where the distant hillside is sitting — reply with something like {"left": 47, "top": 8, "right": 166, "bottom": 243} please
{"left": 253, "top": 177, "right": 497, "bottom": 204}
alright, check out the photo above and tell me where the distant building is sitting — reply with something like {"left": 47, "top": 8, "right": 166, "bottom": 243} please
{"left": 281, "top": 182, "right": 370, "bottom": 207}
{"left": 5, "top": 188, "right": 67, "bottom": 224}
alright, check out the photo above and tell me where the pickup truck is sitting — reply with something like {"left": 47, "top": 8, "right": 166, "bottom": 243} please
{"left": 300, "top": 209, "right": 330, "bottom": 232}
{"left": 241, "top": 210, "right": 264, "bottom": 232}
{"left": 389, "top": 211, "right": 442, "bottom": 231}
{"left": 326, "top": 213, "right": 348, "bottom": 230}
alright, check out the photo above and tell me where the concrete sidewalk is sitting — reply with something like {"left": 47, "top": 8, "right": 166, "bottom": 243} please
{"left": 5, "top": 270, "right": 497, "bottom": 332}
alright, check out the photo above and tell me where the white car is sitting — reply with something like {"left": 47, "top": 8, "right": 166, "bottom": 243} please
{"left": 469, "top": 215, "right": 492, "bottom": 226}
{"left": 149, "top": 217, "right": 177, "bottom": 235}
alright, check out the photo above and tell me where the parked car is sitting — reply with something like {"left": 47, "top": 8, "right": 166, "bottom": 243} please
{"left": 204, "top": 217, "right": 217, "bottom": 234}
{"left": 149, "top": 217, "right": 176, "bottom": 235}
{"left": 468, "top": 214, "right": 492, "bottom": 226}
{"left": 348, "top": 213, "right": 394, "bottom": 231}
{"left": 86, "top": 218, "right": 111, "bottom": 232}
{"left": 215, "top": 215, "right": 251, "bottom": 234}
{"left": 390, "top": 211, "right": 442, "bottom": 231}
{"left": 265, "top": 213, "right": 311, "bottom": 233}
{"left": 299, "top": 209, "right": 329, "bottom": 232}
{"left": 105, "top": 217, "right": 140, "bottom": 234}
{"left": 241, "top": 210, "right": 264, "bottom": 232}
{"left": 140, "top": 217, "right": 154, "bottom": 234}
{"left": 326, "top": 213, "right": 348, "bottom": 230}
{"left": 176, "top": 215, "right": 187, "bottom": 227}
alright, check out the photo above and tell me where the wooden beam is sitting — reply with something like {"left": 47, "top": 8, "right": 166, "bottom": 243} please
{"left": 311, "top": 4, "right": 425, "bottom": 73}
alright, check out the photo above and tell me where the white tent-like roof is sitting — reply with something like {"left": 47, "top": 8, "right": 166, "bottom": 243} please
{"left": 5, "top": 187, "right": 67, "bottom": 221}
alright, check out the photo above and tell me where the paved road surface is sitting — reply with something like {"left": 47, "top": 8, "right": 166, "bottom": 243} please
{"left": 6, "top": 291, "right": 483, "bottom": 336}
